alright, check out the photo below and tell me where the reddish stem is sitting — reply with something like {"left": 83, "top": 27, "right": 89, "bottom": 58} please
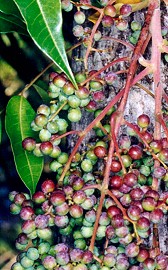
{"left": 80, "top": 57, "right": 130, "bottom": 86}
{"left": 114, "top": 2, "right": 157, "bottom": 136}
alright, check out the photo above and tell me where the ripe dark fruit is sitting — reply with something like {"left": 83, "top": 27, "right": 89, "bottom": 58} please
{"left": 120, "top": 4, "right": 132, "bottom": 17}
{"left": 150, "top": 208, "right": 164, "bottom": 223}
{"left": 110, "top": 175, "right": 123, "bottom": 189}
{"left": 128, "top": 145, "right": 143, "bottom": 160}
{"left": 111, "top": 159, "right": 122, "bottom": 172}
{"left": 94, "top": 146, "right": 107, "bottom": 158}
{"left": 123, "top": 172, "right": 137, "bottom": 187}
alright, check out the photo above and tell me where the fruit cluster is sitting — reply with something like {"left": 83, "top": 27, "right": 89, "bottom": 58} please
{"left": 61, "top": 0, "right": 135, "bottom": 39}
{"left": 22, "top": 70, "right": 118, "bottom": 174}
{"left": 11, "top": 110, "right": 168, "bottom": 269}
{"left": 9, "top": 0, "right": 168, "bottom": 268}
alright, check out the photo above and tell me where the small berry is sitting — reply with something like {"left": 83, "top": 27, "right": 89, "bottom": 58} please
{"left": 22, "top": 137, "right": 36, "bottom": 152}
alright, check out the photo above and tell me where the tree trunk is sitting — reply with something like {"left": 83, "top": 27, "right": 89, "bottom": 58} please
{"left": 70, "top": 3, "right": 168, "bottom": 255}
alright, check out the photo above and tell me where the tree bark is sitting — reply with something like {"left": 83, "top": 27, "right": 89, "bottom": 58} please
{"left": 70, "top": 3, "right": 168, "bottom": 254}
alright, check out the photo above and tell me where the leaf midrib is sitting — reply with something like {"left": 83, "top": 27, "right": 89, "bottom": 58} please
{"left": 19, "top": 97, "right": 35, "bottom": 191}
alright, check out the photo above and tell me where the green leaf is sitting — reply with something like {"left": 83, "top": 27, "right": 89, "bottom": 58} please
{"left": 0, "top": 12, "right": 27, "bottom": 35}
{"left": 13, "top": 0, "right": 77, "bottom": 88}
{"left": 33, "top": 84, "right": 51, "bottom": 104}
{"left": 0, "top": 0, "right": 22, "bottom": 19}
{"left": 5, "top": 96, "right": 44, "bottom": 195}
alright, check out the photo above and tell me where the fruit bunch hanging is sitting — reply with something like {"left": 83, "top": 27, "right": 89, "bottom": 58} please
{"left": 8, "top": 0, "right": 168, "bottom": 269}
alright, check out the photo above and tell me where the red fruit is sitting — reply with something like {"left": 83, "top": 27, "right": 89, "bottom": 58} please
{"left": 111, "top": 159, "right": 122, "bottom": 172}
{"left": 128, "top": 145, "right": 143, "bottom": 160}
{"left": 120, "top": 4, "right": 132, "bottom": 17}
{"left": 137, "top": 248, "right": 149, "bottom": 262}
{"left": 130, "top": 187, "right": 144, "bottom": 200}
{"left": 41, "top": 179, "right": 55, "bottom": 194}
{"left": 161, "top": 137, "right": 168, "bottom": 148}
{"left": 123, "top": 172, "right": 137, "bottom": 187}
{"left": 110, "top": 175, "right": 123, "bottom": 189}
{"left": 150, "top": 139, "right": 162, "bottom": 153}
{"left": 137, "top": 217, "right": 150, "bottom": 232}
{"left": 111, "top": 214, "right": 124, "bottom": 228}
{"left": 142, "top": 197, "right": 157, "bottom": 212}
{"left": 107, "top": 205, "right": 121, "bottom": 218}
{"left": 69, "top": 204, "right": 83, "bottom": 218}
{"left": 137, "top": 114, "right": 150, "bottom": 128}
{"left": 32, "top": 191, "right": 46, "bottom": 204}
{"left": 50, "top": 191, "right": 66, "bottom": 206}
{"left": 102, "top": 15, "right": 114, "bottom": 28}
{"left": 94, "top": 146, "right": 107, "bottom": 158}
{"left": 141, "top": 130, "right": 153, "bottom": 143}
{"left": 127, "top": 205, "right": 141, "bottom": 221}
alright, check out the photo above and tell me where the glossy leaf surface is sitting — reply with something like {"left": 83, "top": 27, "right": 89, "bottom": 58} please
{"left": 13, "top": 0, "right": 77, "bottom": 87}
{"left": 5, "top": 96, "right": 44, "bottom": 195}
{"left": 0, "top": 0, "right": 22, "bottom": 18}
{"left": 0, "top": 12, "right": 27, "bottom": 34}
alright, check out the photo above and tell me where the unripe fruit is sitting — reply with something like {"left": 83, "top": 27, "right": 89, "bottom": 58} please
{"left": 53, "top": 74, "right": 67, "bottom": 88}
{"left": 22, "top": 137, "right": 36, "bottom": 152}
{"left": 104, "top": 5, "right": 116, "bottom": 17}
{"left": 131, "top": 21, "right": 142, "bottom": 31}
{"left": 39, "top": 129, "right": 51, "bottom": 142}
{"left": 81, "top": 226, "right": 94, "bottom": 238}
{"left": 37, "top": 104, "right": 50, "bottom": 116}
{"left": 42, "top": 255, "right": 56, "bottom": 269}
{"left": 115, "top": 19, "right": 128, "bottom": 31}
{"left": 35, "top": 114, "right": 48, "bottom": 128}
{"left": 27, "top": 247, "right": 39, "bottom": 260}
{"left": 142, "top": 197, "right": 156, "bottom": 211}
{"left": 74, "top": 11, "right": 86, "bottom": 24}
{"left": 68, "top": 95, "right": 81, "bottom": 108}
{"left": 68, "top": 108, "right": 82, "bottom": 122}
{"left": 54, "top": 215, "right": 69, "bottom": 228}
{"left": 81, "top": 159, "right": 93, "bottom": 172}
{"left": 73, "top": 25, "right": 84, "bottom": 37}
{"left": 75, "top": 72, "right": 86, "bottom": 83}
